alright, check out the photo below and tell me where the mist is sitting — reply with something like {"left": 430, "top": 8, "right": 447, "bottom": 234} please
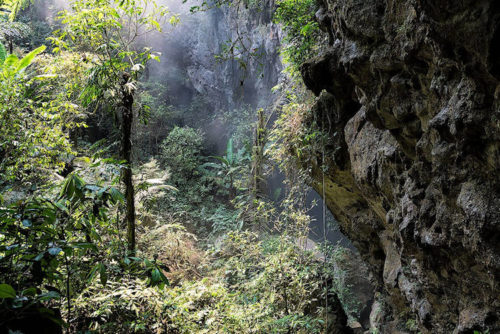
{"left": 30, "top": 0, "right": 350, "bottom": 247}
{"left": 135, "top": 0, "right": 353, "bottom": 247}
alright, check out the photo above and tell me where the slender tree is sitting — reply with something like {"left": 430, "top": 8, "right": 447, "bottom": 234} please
{"left": 52, "top": 0, "right": 178, "bottom": 254}
{"left": 251, "top": 108, "right": 267, "bottom": 199}
{"left": 121, "top": 72, "right": 136, "bottom": 252}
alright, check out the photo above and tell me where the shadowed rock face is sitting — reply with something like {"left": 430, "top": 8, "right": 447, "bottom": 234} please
{"left": 300, "top": 0, "right": 500, "bottom": 332}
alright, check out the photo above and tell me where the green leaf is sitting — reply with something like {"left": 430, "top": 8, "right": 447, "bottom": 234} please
{"left": 110, "top": 8, "right": 120, "bottom": 18}
{"left": 42, "top": 207, "right": 56, "bottom": 224}
{"left": 34, "top": 252, "right": 45, "bottom": 261}
{"left": 38, "top": 291, "right": 60, "bottom": 301}
{"left": 54, "top": 201, "right": 69, "bottom": 214}
{"left": 22, "top": 287, "right": 37, "bottom": 297}
{"left": 109, "top": 187, "right": 124, "bottom": 203}
{"left": 99, "top": 263, "right": 107, "bottom": 286}
{"left": 158, "top": 269, "right": 169, "bottom": 285}
{"left": 60, "top": 175, "right": 75, "bottom": 199}
{"left": 70, "top": 242, "right": 97, "bottom": 251}
{"left": 4, "top": 54, "right": 18, "bottom": 68}
{"left": 0, "top": 42, "right": 6, "bottom": 63}
{"left": 48, "top": 247, "right": 62, "bottom": 256}
{"left": 150, "top": 268, "right": 169, "bottom": 287}
{"left": 16, "top": 45, "right": 46, "bottom": 73}
{"left": 12, "top": 297, "right": 25, "bottom": 308}
{"left": 210, "top": 156, "right": 230, "bottom": 166}
{"left": 84, "top": 184, "right": 101, "bottom": 192}
{"left": 87, "top": 263, "right": 99, "bottom": 283}
{"left": 151, "top": 268, "right": 161, "bottom": 282}
{"left": 0, "top": 284, "right": 16, "bottom": 299}
{"left": 150, "top": 19, "right": 161, "bottom": 31}
{"left": 226, "top": 138, "right": 234, "bottom": 164}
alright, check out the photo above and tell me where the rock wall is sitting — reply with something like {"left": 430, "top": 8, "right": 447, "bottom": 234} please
{"left": 151, "top": 1, "right": 281, "bottom": 111}
{"left": 185, "top": 3, "right": 282, "bottom": 111}
{"left": 144, "top": 1, "right": 282, "bottom": 153}
{"left": 300, "top": 0, "right": 500, "bottom": 332}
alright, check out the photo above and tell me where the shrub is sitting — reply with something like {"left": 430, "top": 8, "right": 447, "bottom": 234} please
{"left": 274, "top": 0, "right": 325, "bottom": 76}
{"left": 0, "top": 173, "right": 124, "bottom": 330}
{"left": 159, "top": 126, "right": 204, "bottom": 186}
{"left": 72, "top": 277, "right": 167, "bottom": 333}
{"left": 70, "top": 232, "right": 341, "bottom": 333}
{"left": 138, "top": 223, "right": 204, "bottom": 285}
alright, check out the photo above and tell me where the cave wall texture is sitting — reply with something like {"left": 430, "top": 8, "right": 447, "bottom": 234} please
{"left": 300, "top": 0, "right": 500, "bottom": 332}
{"left": 150, "top": 1, "right": 281, "bottom": 112}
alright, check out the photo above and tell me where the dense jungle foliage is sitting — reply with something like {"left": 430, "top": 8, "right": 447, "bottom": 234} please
{"left": 0, "top": 0, "right": 370, "bottom": 333}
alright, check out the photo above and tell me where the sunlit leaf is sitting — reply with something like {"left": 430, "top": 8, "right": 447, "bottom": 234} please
{"left": 16, "top": 45, "right": 46, "bottom": 73}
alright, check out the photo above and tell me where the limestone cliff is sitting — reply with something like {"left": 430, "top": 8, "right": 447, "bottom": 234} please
{"left": 300, "top": 0, "right": 500, "bottom": 332}
{"left": 185, "top": 3, "right": 282, "bottom": 111}
{"left": 151, "top": 1, "right": 281, "bottom": 112}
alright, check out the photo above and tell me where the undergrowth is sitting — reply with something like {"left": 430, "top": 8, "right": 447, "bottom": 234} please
{"left": 72, "top": 231, "right": 348, "bottom": 333}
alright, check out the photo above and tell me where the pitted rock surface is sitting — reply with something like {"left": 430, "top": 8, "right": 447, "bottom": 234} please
{"left": 300, "top": 0, "right": 500, "bottom": 332}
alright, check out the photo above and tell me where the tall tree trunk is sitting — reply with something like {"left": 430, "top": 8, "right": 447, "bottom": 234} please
{"left": 121, "top": 73, "right": 136, "bottom": 255}
{"left": 252, "top": 108, "right": 267, "bottom": 197}
{"left": 250, "top": 108, "right": 267, "bottom": 231}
